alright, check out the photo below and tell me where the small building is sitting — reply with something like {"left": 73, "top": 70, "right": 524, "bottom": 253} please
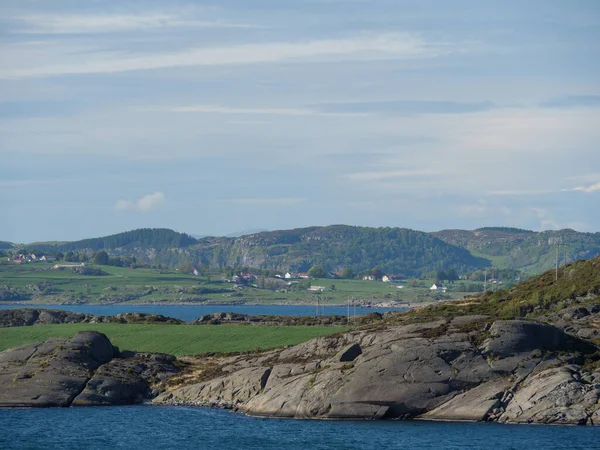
{"left": 383, "top": 274, "right": 405, "bottom": 283}
{"left": 430, "top": 283, "right": 446, "bottom": 291}
{"left": 308, "top": 285, "right": 327, "bottom": 292}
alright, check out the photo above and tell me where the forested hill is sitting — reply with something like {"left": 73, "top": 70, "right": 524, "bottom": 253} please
{"left": 432, "top": 227, "right": 600, "bottom": 275}
{"left": 15, "top": 225, "right": 600, "bottom": 276}
{"left": 28, "top": 228, "right": 196, "bottom": 253}
{"left": 192, "top": 225, "right": 490, "bottom": 275}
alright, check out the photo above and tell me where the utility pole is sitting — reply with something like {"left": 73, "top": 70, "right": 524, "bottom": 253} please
{"left": 484, "top": 269, "right": 487, "bottom": 292}
{"left": 347, "top": 295, "right": 350, "bottom": 324}
{"left": 316, "top": 295, "right": 319, "bottom": 317}
{"left": 555, "top": 242, "right": 559, "bottom": 281}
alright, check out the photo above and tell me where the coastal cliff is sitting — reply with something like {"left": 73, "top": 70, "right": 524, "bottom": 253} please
{"left": 154, "top": 316, "right": 600, "bottom": 425}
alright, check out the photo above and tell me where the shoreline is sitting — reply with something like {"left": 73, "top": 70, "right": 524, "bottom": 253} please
{"left": 0, "top": 301, "right": 421, "bottom": 309}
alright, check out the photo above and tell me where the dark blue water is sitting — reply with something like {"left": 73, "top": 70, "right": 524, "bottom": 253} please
{"left": 0, "top": 304, "right": 402, "bottom": 321}
{"left": 0, "top": 406, "right": 597, "bottom": 450}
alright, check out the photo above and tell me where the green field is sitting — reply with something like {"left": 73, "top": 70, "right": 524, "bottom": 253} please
{"left": 0, "top": 261, "right": 482, "bottom": 305}
{"left": 0, "top": 323, "right": 344, "bottom": 356}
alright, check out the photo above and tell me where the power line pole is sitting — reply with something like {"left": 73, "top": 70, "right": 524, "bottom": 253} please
{"left": 347, "top": 295, "right": 350, "bottom": 324}
{"left": 484, "top": 269, "right": 487, "bottom": 292}
{"left": 316, "top": 295, "right": 319, "bottom": 317}
{"left": 555, "top": 242, "right": 559, "bottom": 281}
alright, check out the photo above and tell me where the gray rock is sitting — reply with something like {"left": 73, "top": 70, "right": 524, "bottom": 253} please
{"left": 73, "top": 353, "right": 179, "bottom": 405}
{"left": 0, "top": 332, "right": 179, "bottom": 407}
{"left": 0, "top": 309, "right": 91, "bottom": 327}
{"left": 481, "top": 320, "right": 594, "bottom": 357}
{"left": 154, "top": 318, "right": 600, "bottom": 423}
{"left": 421, "top": 379, "right": 509, "bottom": 421}
{"left": 499, "top": 366, "right": 600, "bottom": 425}
{"left": 0, "top": 331, "right": 114, "bottom": 407}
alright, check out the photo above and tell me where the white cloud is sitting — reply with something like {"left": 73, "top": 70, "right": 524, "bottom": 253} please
{"left": 571, "top": 182, "right": 600, "bottom": 193}
{"left": 0, "top": 33, "right": 441, "bottom": 79}
{"left": 13, "top": 13, "right": 259, "bottom": 34}
{"left": 115, "top": 192, "right": 165, "bottom": 212}
{"left": 532, "top": 208, "right": 560, "bottom": 231}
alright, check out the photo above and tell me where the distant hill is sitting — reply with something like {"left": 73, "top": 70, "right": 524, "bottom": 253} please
{"left": 28, "top": 228, "right": 196, "bottom": 253}
{"left": 432, "top": 227, "right": 600, "bottom": 275}
{"left": 189, "top": 225, "right": 489, "bottom": 276}
{"left": 0, "top": 241, "right": 14, "bottom": 250}
{"left": 17, "top": 225, "right": 600, "bottom": 277}
{"left": 23, "top": 225, "right": 489, "bottom": 276}
{"left": 224, "top": 228, "right": 270, "bottom": 238}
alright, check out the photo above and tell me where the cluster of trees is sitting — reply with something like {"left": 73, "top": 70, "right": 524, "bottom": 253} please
{"left": 423, "top": 269, "right": 459, "bottom": 283}
{"left": 27, "top": 228, "right": 197, "bottom": 254}
{"left": 91, "top": 251, "right": 137, "bottom": 267}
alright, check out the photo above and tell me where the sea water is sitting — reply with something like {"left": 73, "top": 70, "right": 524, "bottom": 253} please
{"left": 0, "top": 406, "right": 597, "bottom": 450}
{"left": 0, "top": 304, "right": 402, "bottom": 321}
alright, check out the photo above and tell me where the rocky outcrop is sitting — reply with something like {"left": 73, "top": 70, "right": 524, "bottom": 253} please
{"left": 0, "top": 308, "right": 183, "bottom": 327}
{"left": 154, "top": 318, "right": 600, "bottom": 425}
{"left": 0, "top": 331, "right": 179, "bottom": 407}
{"left": 0, "top": 308, "right": 92, "bottom": 327}
{"left": 1, "top": 313, "right": 599, "bottom": 424}
{"left": 499, "top": 366, "right": 600, "bottom": 425}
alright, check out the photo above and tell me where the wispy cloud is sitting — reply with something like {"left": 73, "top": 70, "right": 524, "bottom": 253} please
{"left": 217, "top": 198, "right": 306, "bottom": 205}
{"left": 146, "top": 105, "right": 365, "bottom": 117}
{"left": 0, "top": 33, "right": 443, "bottom": 79}
{"left": 345, "top": 168, "right": 444, "bottom": 181}
{"left": 571, "top": 182, "right": 600, "bottom": 193}
{"left": 540, "top": 95, "right": 600, "bottom": 109}
{"left": 13, "top": 13, "right": 260, "bottom": 34}
{"left": 315, "top": 100, "right": 497, "bottom": 115}
{"left": 487, "top": 189, "right": 557, "bottom": 196}
{"left": 115, "top": 192, "right": 166, "bottom": 212}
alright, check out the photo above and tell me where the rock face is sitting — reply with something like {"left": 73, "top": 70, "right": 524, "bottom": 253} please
{"left": 154, "top": 318, "right": 600, "bottom": 425}
{"left": 0, "top": 331, "right": 179, "bottom": 407}
{"left": 0, "top": 308, "right": 92, "bottom": 327}
{"left": 0, "top": 308, "right": 183, "bottom": 327}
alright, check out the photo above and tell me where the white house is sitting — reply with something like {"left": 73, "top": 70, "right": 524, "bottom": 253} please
{"left": 284, "top": 272, "right": 293, "bottom": 279}
{"left": 430, "top": 283, "right": 446, "bottom": 291}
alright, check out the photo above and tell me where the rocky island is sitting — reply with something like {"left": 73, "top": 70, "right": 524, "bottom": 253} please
{"left": 1, "top": 256, "right": 599, "bottom": 426}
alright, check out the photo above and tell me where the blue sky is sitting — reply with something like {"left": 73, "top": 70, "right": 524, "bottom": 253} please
{"left": 1, "top": 0, "right": 599, "bottom": 243}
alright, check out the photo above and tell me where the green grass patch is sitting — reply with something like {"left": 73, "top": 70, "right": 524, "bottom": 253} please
{"left": 0, "top": 323, "right": 344, "bottom": 356}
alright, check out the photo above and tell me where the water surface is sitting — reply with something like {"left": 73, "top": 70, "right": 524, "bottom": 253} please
{"left": 0, "top": 304, "right": 402, "bottom": 321}
{"left": 0, "top": 406, "right": 595, "bottom": 450}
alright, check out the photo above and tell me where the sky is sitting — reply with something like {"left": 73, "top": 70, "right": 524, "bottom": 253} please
{"left": 1, "top": 0, "right": 599, "bottom": 243}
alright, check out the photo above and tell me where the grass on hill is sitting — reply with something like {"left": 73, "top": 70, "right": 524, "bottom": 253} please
{"left": 398, "top": 256, "right": 600, "bottom": 323}
{"left": 0, "top": 262, "right": 482, "bottom": 305}
{"left": 0, "top": 323, "right": 345, "bottom": 356}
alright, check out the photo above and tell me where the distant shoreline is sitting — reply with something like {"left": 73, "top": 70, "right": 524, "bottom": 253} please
{"left": 0, "top": 301, "right": 420, "bottom": 309}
